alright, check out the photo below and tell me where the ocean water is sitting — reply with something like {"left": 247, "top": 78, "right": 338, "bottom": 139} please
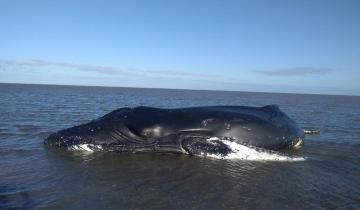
{"left": 0, "top": 83, "right": 359, "bottom": 209}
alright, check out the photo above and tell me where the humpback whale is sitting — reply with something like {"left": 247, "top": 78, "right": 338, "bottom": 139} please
{"left": 44, "top": 105, "right": 304, "bottom": 157}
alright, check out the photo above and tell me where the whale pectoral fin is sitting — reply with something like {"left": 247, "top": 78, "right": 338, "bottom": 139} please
{"left": 176, "top": 130, "right": 232, "bottom": 157}
{"left": 153, "top": 130, "right": 215, "bottom": 154}
{"left": 153, "top": 133, "right": 188, "bottom": 154}
{"left": 181, "top": 136, "right": 232, "bottom": 157}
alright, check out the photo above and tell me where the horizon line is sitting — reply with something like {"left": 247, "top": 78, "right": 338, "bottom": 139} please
{"left": 0, "top": 82, "right": 358, "bottom": 97}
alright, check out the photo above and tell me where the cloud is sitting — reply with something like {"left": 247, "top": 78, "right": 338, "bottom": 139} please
{"left": 0, "top": 59, "right": 222, "bottom": 80}
{"left": 254, "top": 67, "right": 333, "bottom": 77}
{"left": 0, "top": 59, "right": 130, "bottom": 75}
{"left": 142, "top": 70, "right": 220, "bottom": 78}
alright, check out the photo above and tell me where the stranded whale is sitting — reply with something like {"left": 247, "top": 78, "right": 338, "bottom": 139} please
{"left": 44, "top": 105, "right": 304, "bottom": 157}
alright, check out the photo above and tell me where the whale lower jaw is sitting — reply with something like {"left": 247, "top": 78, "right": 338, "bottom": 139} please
{"left": 64, "top": 141, "right": 186, "bottom": 154}
{"left": 65, "top": 137, "right": 305, "bottom": 162}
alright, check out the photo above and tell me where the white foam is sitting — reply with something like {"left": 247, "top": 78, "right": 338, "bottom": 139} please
{"left": 203, "top": 137, "right": 306, "bottom": 162}
{"left": 69, "top": 144, "right": 103, "bottom": 152}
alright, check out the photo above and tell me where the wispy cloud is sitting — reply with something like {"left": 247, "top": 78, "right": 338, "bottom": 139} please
{"left": 0, "top": 59, "right": 220, "bottom": 79}
{"left": 142, "top": 70, "right": 220, "bottom": 78}
{"left": 0, "top": 59, "right": 129, "bottom": 75}
{"left": 254, "top": 67, "right": 333, "bottom": 77}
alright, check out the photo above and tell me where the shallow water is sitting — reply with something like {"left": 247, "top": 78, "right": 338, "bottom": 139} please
{"left": 0, "top": 83, "right": 359, "bottom": 209}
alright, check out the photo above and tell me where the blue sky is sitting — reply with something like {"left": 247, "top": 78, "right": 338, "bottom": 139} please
{"left": 1, "top": 0, "right": 359, "bottom": 95}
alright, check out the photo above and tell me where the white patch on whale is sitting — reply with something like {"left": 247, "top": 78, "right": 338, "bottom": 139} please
{"left": 293, "top": 139, "right": 304, "bottom": 148}
{"left": 69, "top": 144, "right": 103, "bottom": 152}
{"left": 202, "top": 137, "right": 306, "bottom": 162}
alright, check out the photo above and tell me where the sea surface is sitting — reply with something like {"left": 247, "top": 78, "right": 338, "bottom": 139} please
{"left": 0, "top": 83, "right": 359, "bottom": 209}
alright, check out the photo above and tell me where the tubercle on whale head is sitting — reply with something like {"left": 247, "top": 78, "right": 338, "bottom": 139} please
{"left": 44, "top": 131, "right": 89, "bottom": 148}
{"left": 44, "top": 132, "right": 65, "bottom": 147}
{"left": 44, "top": 110, "right": 144, "bottom": 146}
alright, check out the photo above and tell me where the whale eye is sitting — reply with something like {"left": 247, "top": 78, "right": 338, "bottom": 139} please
{"left": 141, "top": 126, "right": 164, "bottom": 138}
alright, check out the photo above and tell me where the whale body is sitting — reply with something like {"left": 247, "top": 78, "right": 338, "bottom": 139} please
{"left": 44, "top": 105, "right": 304, "bottom": 157}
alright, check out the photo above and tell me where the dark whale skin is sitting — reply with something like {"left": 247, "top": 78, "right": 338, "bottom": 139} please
{"left": 44, "top": 105, "right": 304, "bottom": 155}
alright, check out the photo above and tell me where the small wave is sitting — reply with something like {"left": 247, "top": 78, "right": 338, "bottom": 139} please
{"left": 202, "top": 137, "right": 306, "bottom": 162}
